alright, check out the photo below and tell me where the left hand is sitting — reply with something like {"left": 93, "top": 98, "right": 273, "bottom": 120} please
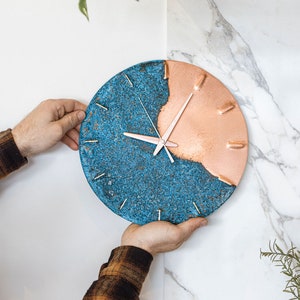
{"left": 12, "top": 99, "right": 87, "bottom": 157}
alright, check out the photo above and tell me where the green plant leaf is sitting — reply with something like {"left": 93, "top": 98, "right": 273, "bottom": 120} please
{"left": 261, "top": 240, "right": 300, "bottom": 299}
{"left": 79, "top": 0, "right": 89, "bottom": 21}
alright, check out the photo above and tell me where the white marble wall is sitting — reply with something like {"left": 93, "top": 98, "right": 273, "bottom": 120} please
{"left": 165, "top": 0, "right": 300, "bottom": 299}
{"left": 0, "top": 1, "right": 299, "bottom": 300}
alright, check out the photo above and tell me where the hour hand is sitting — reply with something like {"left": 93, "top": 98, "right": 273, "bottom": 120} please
{"left": 124, "top": 132, "right": 177, "bottom": 147}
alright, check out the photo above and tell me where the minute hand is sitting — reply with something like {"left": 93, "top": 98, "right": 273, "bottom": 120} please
{"left": 153, "top": 92, "right": 194, "bottom": 156}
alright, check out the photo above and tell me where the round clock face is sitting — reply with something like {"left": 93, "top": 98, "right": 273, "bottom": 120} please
{"left": 79, "top": 60, "right": 248, "bottom": 225}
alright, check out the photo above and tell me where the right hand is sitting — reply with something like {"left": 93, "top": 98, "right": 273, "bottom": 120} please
{"left": 121, "top": 217, "right": 208, "bottom": 256}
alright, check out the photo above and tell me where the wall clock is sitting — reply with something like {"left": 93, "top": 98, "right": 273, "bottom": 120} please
{"left": 79, "top": 60, "right": 248, "bottom": 225}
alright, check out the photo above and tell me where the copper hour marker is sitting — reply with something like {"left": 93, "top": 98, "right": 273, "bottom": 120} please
{"left": 157, "top": 209, "right": 162, "bottom": 221}
{"left": 95, "top": 102, "right": 108, "bottom": 111}
{"left": 193, "top": 202, "right": 201, "bottom": 215}
{"left": 194, "top": 74, "right": 207, "bottom": 91}
{"left": 93, "top": 172, "right": 105, "bottom": 181}
{"left": 95, "top": 97, "right": 108, "bottom": 111}
{"left": 217, "top": 103, "right": 235, "bottom": 115}
{"left": 119, "top": 199, "right": 128, "bottom": 210}
{"left": 123, "top": 73, "right": 133, "bottom": 87}
{"left": 226, "top": 141, "right": 247, "bottom": 149}
{"left": 164, "top": 62, "right": 169, "bottom": 79}
{"left": 218, "top": 175, "right": 234, "bottom": 186}
{"left": 84, "top": 139, "right": 99, "bottom": 144}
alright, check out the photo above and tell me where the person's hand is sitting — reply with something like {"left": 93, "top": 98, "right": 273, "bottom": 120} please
{"left": 121, "top": 217, "right": 208, "bottom": 256}
{"left": 12, "top": 99, "right": 87, "bottom": 157}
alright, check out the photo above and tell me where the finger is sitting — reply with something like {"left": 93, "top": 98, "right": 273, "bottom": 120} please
{"left": 126, "top": 223, "right": 140, "bottom": 233}
{"left": 55, "top": 99, "right": 87, "bottom": 115}
{"left": 56, "top": 110, "right": 86, "bottom": 136}
{"left": 178, "top": 217, "right": 207, "bottom": 240}
{"left": 75, "top": 124, "right": 81, "bottom": 132}
{"left": 65, "top": 128, "right": 80, "bottom": 145}
{"left": 61, "top": 135, "right": 79, "bottom": 150}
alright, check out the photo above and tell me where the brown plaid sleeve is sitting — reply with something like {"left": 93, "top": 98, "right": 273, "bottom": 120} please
{"left": 83, "top": 246, "right": 153, "bottom": 300}
{"left": 0, "top": 129, "right": 27, "bottom": 179}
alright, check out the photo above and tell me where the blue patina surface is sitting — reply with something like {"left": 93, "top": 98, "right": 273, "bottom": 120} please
{"left": 79, "top": 60, "right": 235, "bottom": 225}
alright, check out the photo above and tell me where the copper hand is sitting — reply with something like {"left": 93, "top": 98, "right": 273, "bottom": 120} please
{"left": 123, "top": 132, "right": 177, "bottom": 147}
{"left": 153, "top": 73, "right": 207, "bottom": 157}
{"left": 153, "top": 92, "right": 194, "bottom": 156}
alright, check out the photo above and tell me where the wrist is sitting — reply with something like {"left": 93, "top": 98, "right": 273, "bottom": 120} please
{"left": 11, "top": 127, "right": 30, "bottom": 157}
{"left": 121, "top": 240, "right": 153, "bottom": 255}
{"left": 121, "top": 232, "right": 157, "bottom": 255}
{"left": 0, "top": 129, "right": 28, "bottom": 178}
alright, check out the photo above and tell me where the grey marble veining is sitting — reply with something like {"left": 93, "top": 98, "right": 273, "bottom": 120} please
{"left": 165, "top": 0, "right": 300, "bottom": 299}
{"left": 168, "top": 0, "right": 300, "bottom": 245}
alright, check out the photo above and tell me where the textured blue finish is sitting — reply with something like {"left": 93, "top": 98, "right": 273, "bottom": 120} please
{"left": 79, "top": 60, "right": 235, "bottom": 225}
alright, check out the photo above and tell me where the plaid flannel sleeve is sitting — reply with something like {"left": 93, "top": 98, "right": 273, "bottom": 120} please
{"left": 83, "top": 246, "right": 153, "bottom": 300}
{"left": 0, "top": 129, "right": 27, "bottom": 179}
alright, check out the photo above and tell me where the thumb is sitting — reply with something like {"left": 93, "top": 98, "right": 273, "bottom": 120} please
{"left": 178, "top": 217, "right": 208, "bottom": 240}
{"left": 56, "top": 110, "right": 86, "bottom": 134}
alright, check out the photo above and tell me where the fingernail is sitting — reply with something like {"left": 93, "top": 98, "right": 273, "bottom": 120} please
{"left": 199, "top": 219, "right": 208, "bottom": 227}
{"left": 77, "top": 110, "right": 86, "bottom": 121}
